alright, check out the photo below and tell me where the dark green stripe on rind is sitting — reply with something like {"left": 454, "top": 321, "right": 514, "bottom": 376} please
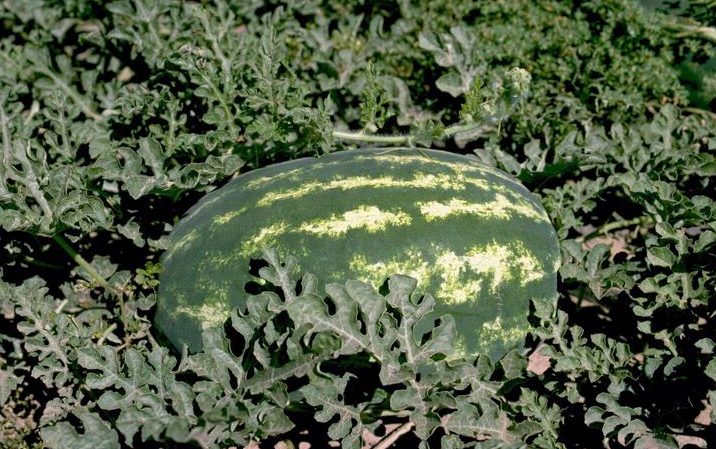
{"left": 156, "top": 148, "right": 560, "bottom": 358}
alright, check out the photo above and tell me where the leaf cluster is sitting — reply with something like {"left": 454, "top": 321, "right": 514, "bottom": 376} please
{"left": 3, "top": 251, "right": 565, "bottom": 449}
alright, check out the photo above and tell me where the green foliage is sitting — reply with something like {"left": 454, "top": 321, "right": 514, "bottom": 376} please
{"left": 5, "top": 251, "right": 567, "bottom": 448}
{"left": 0, "top": 0, "right": 715, "bottom": 448}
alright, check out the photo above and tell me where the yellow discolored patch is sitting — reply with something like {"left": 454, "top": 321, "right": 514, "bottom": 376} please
{"left": 163, "top": 229, "right": 199, "bottom": 262}
{"left": 436, "top": 242, "right": 544, "bottom": 302}
{"left": 515, "top": 252, "right": 547, "bottom": 284}
{"left": 212, "top": 208, "right": 245, "bottom": 226}
{"left": 418, "top": 194, "right": 549, "bottom": 223}
{"left": 463, "top": 177, "right": 492, "bottom": 190}
{"left": 176, "top": 302, "right": 229, "bottom": 328}
{"left": 461, "top": 245, "right": 515, "bottom": 291}
{"left": 201, "top": 250, "right": 235, "bottom": 268}
{"left": 360, "top": 153, "right": 515, "bottom": 182}
{"left": 255, "top": 173, "right": 473, "bottom": 207}
{"left": 349, "top": 249, "right": 432, "bottom": 288}
{"left": 446, "top": 335, "right": 469, "bottom": 361}
{"left": 299, "top": 206, "right": 412, "bottom": 237}
{"left": 433, "top": 251, "right": 488, "bottom": 303}
{"left": 552, "top": 254, "right": 562, "bottom": 273}
{"left": 240, "top": 222, "right": 291, "bottom": 255}
{"left": 243, "top": 167, "right": 307, "bottom": 189}
{"left": 475, "top": 316, "right": 528, "bottom": 352}
{"left": 349, "top": 242, "right": 544, "bottom": 305}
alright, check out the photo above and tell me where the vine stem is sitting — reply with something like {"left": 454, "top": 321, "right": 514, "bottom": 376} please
{"left": 40, "top": 69, "right": 103, "bottom": 121}
{"left": 52, "top": 234, "right": 108, "bottom": 288}
{"left": 331, "top": 120, "right": 492, "bottom": 145}
{"left": 97, "top": 323, "right": 118, "bottom": 346}
{"left": 683, "top": 107, "right": 716, "bottom": 121}
{"left": 332, "top": 130, "right": 412, "bottom": 144}
{"left": 370, "top": 422, "right": 415, "bottom": 449}
{"left": 576, "top": 217, "right": 653, "bottom": 243}
{"left": 443, "top": 121, "right": 493, "bottom": 137}
{"left": 53, "top": 233, "right": 128, "bottom": 332}
{"left": 664, "top": 19, "right": 716, "bottom": 44}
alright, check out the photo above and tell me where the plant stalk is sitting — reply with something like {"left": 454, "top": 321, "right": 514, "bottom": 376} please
{"left": 332, "top": 120, "right": 493, "bottom": 146}
{"left": 576, "top": 217, "right": 652, "bottom": 243}
{"left": 52, "top": 234, "right": 108, "bottom": 288}
{"left": 53, "top": 233, "right": 128, "bottom": 330}
{"left": 371, "top": 422, "right": 415, "bottom": 449}
{"left": 332, "top": 130, "right": 412, "bottom": 144}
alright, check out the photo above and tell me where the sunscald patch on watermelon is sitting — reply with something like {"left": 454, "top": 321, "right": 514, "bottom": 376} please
{"left": 298, "top": 205, "right": 412, "bottom": 236}
{"left": 157, "top": 148, "right": 560, "bottom": 360}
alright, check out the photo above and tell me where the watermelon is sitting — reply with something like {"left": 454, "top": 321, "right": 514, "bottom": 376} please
{"left": 156, "top": 148, "right": 560, "bottom": 360}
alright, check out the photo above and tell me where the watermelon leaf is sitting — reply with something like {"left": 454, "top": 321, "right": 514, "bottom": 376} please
{"left": 40, "top": 411, "right": 121, "bottom": 449}
{"left": 77, "top": 345, "right": 197, "bottom": 444}
{"left": 301, "top": 374, "right": 363, "bottom": 447}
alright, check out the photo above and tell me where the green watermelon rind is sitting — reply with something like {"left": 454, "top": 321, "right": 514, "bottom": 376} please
{"left": 156, "top": 148, "right": 560, "bottom": 360}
